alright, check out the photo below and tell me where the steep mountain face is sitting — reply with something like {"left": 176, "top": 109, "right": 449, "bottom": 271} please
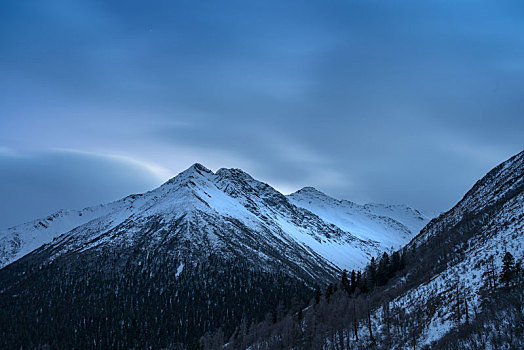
{"left": 393, "top": 150, "right": 524, "bottom": 347}
{"left": 0, "top": 163, "right": 428, "bottom": 349}
{"left": 22, "top": 164, "right": 342, "bottom": 282}
{"left": 288, "top": 187, "right": 428, "bottom": 265}
{"left": 413, "top": 149, "right": 523, "bottom": 245}
{"left": 234, "top": 150, "right": 524, "bottom": 350}
{"left": 0, "top": 164, "right": 428, "bottom": 273}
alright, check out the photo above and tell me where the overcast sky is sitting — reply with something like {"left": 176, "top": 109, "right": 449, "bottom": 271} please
{"left": 1, "top": 0, "right": 523, "bottom": 228}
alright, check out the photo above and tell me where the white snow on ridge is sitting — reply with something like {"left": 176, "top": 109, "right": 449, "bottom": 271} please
{"left": 0, "top": 164, "right": 430, "bottom": 272}
{"left": 0, "top": 196, "right": 141, "bottom": 268}
{"left": 288, "top": 187, "right": 430, "bottom": 252}
{"left": 273, "top": 215, "right": 373, "bottom": 271}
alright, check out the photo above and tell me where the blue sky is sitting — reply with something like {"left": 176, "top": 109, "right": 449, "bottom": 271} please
{"left": 1, "top": 0, "right": 523, "bottom": 228}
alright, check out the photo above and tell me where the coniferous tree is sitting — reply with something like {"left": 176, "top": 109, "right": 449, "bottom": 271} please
{"left": 315, "top": 286, "right": 321, "bottom": 304}
{"left": 482, "top": 255, "right": 498, "bottom": 294}
{"left": 500, "top": 252, "right": 515, "bottom": 287}
{"left": 368, "top": 257, "right": 377, "bottom": 286}
{"left": 356, "top": 270, "right": 367, "bottom": 293}
{"left": 341, "top": 270, "right": 350, "bottom": 293}
{"left": 350, "top": 270, "right": 357, "bottom": 293}
{"left": 377, "top": 252, "right": 390, "bottom": 286}
{"left": 325, "top": 284, "right": 334, "bottom": 302}
{"left": 399, "top": 251, "right": 406, "bottom": 270}
{"left": 391, "top": 251, "right": 401, "bottom": 272}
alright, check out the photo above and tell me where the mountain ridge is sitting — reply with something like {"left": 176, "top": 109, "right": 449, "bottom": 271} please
{"left": 232, "top": 149, "right": 524, "bottom": 350}
{"left": 1, "top": 151, "right": 521, "bottom": 349}
{"left": 0, "top": 162, "right": 430, "bottom": 348}
{"left": 0, "top": 163, "right": 428, "bottom": 271}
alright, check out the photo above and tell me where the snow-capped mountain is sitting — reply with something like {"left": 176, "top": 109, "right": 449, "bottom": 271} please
{"left": 236, "top": 150, "right": 523, "bottom": 350}
{"left": 2, "top": 151, "right": 521, "bottom": 349}
{"left": 0, "top": 163, "right": 428, "bottom": 273}
{"left": 0, "top": 163, "right": 430, "bottom": 348}
{"left": 0, "top": 194, "right": 148, "bottom": 269}
{"left": 288, "top": 186, "right": 427, "bottom": 254}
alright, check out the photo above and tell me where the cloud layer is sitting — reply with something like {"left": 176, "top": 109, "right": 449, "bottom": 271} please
{"left": 0, "top": 150, "right": 164, "bottom": 229}
{"left": 1, "top": 0, "right": 523, "bottom": 225}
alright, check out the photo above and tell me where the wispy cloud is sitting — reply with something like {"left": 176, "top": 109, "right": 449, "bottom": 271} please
{"left": 1, "top": 0, "right": 522, "bottom": 217}
{"left": 0, "top": 149, "right": 166, "bottom": 229}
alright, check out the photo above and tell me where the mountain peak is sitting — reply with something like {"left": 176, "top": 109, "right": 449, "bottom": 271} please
{"left": 163, "top": 163, "right": 213, "bottom": 186}
{"left": 216, "top": 167, "right": 249, "bottom": 177}
{"left": 215, "top": 167, "right": 262, "bottom": 187}
{"left": 292, "top": 186, "right": 331, "bottom": 199}
{"left": 188, "top": 163, "right": 212, "bottom": 173}
{"left": 215, "top": 167, "right": 275, "bottom": 195}
{"left": 297, "top": 186, "right": 322, "bottom": 193}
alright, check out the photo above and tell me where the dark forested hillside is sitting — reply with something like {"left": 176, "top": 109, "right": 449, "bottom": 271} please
{"left": 224, "top": 246, "right": 522, "bottom": 349}
{"left": 0, "top": 247, "right": 314, "bottom": 349}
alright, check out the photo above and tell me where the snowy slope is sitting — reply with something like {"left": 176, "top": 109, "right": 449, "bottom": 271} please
{"left": 237, "top": 151, "right": 523, "bottom": 350}
{"left": 0, "top": 164, "right": 428, "bottom": 274}
{"left": 354, "top": 150, "right": 524, "bottom": 348}
{"left": 0, "top": 193, "right": 152, "bottom": 268}
{"left": 406, "top": 150, "right": 524, "bottom": 346}
{"left": 288, "top": 187, "right": 429, "bottom": 252}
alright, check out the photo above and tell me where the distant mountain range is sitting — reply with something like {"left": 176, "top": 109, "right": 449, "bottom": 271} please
{"left": 1, "top": 151, "right": 521, "bottom": 349}
{"left": 0, "top": 164, "right": 428, "bottom": 273}
{"left": 0, "top": 162, "right": 428, "bottom": 348}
